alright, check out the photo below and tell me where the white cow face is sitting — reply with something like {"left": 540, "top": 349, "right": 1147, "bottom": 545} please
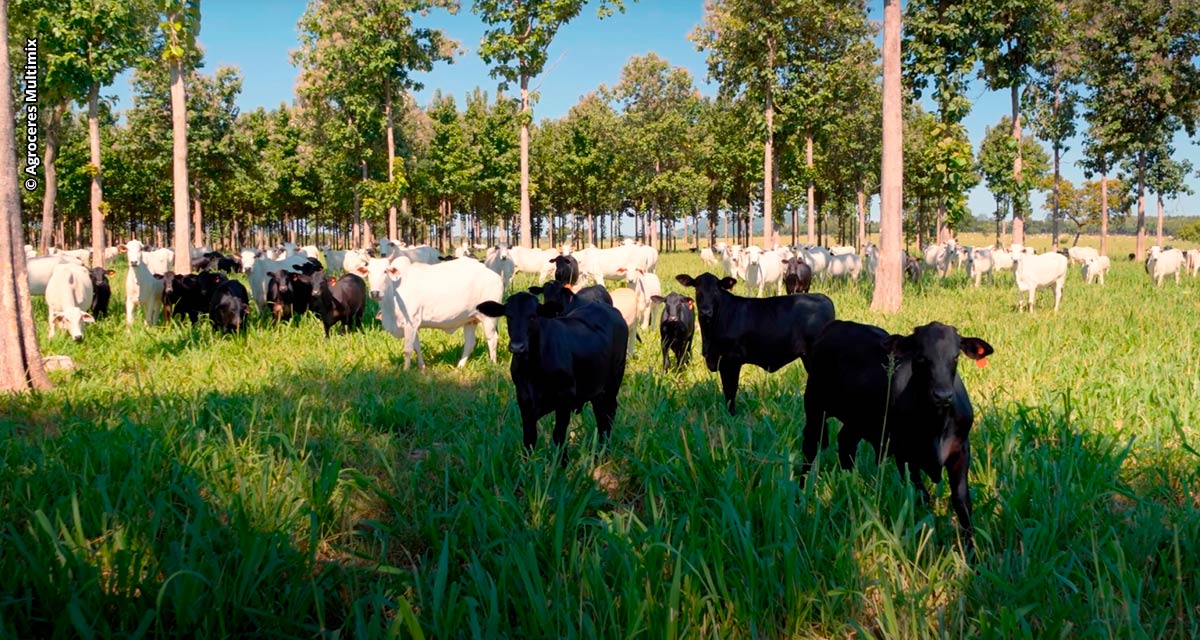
{"left": 54, "top": 308, "right": 95, "bottom": 342}
{"left": 125, "top": 240, "right": 145, "bottom": 267}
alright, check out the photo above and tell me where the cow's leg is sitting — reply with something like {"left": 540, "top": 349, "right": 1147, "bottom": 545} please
{"left": 661, "top": 338, "right": 671, "bottom": 372}
{"left": 552, "top": 408, "right": 572, "bottom": 465}
{"left": 592, "top": 392, "right": 618, "bottom": 446}
{"left": 801, "top": 392, "right": 827, "bottom": 473}
{"left": 836, "top": 424, "right": 861, "bottom": 470}
{"left": 718, "top": 361, "right": 743, "bottom": 416}
{"left": 1054, "top": 278, "right": 1064, "bottom": 312}
{"left": 482, "top": 317, "right": 499, "bottom": 362}
{"left": 126, "top": 293, "right": 136, "bottom": 326}
{"left": 458, "top": 324, "right": 477, "bottom": 368}
{"left": 946, "top": 443, "right": 974, "bottom": 556}
{"left": 518, "top": 398, "right": 539, "bottom": 452}
{"left": 47, "top": 310, "right": 56, "bottom": 338}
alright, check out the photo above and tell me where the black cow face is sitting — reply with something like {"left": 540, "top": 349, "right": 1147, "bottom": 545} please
{"left": 675, "top": 273, "right": 736, "bottom": 319}
{"left": 477, "top": 292, "right": 546, "bottom": 355}
{"left": 885, "top": 322, "right": 993, "bottom": 408}
{"left": 528, "top": 281, "right": 572, "bottom": 317}
{"left": 654, "top": 292, "right": 693, "bottom": 323}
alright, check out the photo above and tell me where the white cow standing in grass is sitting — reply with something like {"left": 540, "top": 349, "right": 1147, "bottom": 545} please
{"left": 123, "top": 240, "right": 174, "bottom": 326}
{"left": 484, "top": 244, "right": 516, "bottom": 292}
{"left": 45, "top": 263, "right": 95, "bottom": 341}
{"left": 966, "top": 247, "right": 995, "bottom": 287}
{"left": 379, "top": 258, "right": 502, "bottom": 370}
{"left": 1146, "top": 246, "right": 1186, "bottom": 286}
{"left": 1067, "top": 246, "right": 1099, "bottom": 264}
{"left": 1014, "top": 252, "right": 1068, "bottom": 312}
{"left": 26, "top": 254, "right": 84, "bottom": 295}
{"left": 620, "top": 266, "right": 663, "bottom": 329}
{"left": 743, "top": 246, "right": 784, "bottom": 296}
{"left": 1082, "top": 256, "right": 1111, "bottom": 285}
{"left": 1186, "top": 249, "right": 1200, "bottom": 277}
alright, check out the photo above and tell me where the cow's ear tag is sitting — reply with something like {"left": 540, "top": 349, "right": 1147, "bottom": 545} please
{"left": 330, "top": 277, "right": 337, "bottom": 286}
{"left": 975, "top": 357, "right": 988, "bottom": 369}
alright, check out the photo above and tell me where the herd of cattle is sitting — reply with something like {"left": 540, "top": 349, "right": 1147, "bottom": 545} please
{"left": 20, "top": 234, "right": 1200, "bottom": 555}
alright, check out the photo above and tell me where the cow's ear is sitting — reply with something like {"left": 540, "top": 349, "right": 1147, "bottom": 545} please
{"left": 51, "top": 312, "right": 64, "bottom": 322}
{"left": 883, "top": 333, "right": 916, "bottom": 357}
{"left": 675, "top": 274, "right": 695, "bottom": 287}
{"left": 548, "top": 257, "right": 558, "bottom": 264}
{"left": 355, "top": 266, "right": 369, "bottom": 275}
{"left": 528, "top": 285, "right": 544, "bottom": 295}
{"left": 153, "top": 273, "right": 164, "bottom": 280}
{"left": 105, "top": 269, "right": 115, "bottom": 276}
{"left": 81, "top": 313, "right": 95, "bottom": 324}
{"left": 537, "top": 302, "right": 561, "bottom": 318}
{"left": 719, "top": 277, "right": 737, "bottom": 290}
{"left": 650, "top": 295, "right": 665, "bottom": 304}
{"left": 960, "top": 338, "right": 994, "bottom": 360}
{"left": 476, "top": 301, "right": 506, "bottom": 318}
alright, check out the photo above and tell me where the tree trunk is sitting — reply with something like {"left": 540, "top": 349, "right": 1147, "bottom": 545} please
{"left": 87, "top": 83, "right": 105, "bottom": 268}
{"left": 192, "top": 186, "right": 203, "bottom": 248}
{"left": 871, "top": 0, "right": 903, "bottom": 314}
{"left": 0, "top": 0, "right": 50, "bottom": 392}
{"left": 1010, "top": 83, "right": 1025, "bottom": 246}
{"left": 385, "top": 81, "right": 397, "bottom": 241}
{"left": 936, "top": 202, "right": 945, "bottom": 242}
{"left": 518, "top": 75, "right": 532, "bottom": 249}
{"left": 1050, "top": 83, "right": 1062, "bottom": 251}
{"left": 763, "top": 72, "right": 775, "bottom": 248}
{"left": 806, "top": 135, "right": 815, "bottom": 245}
{"left": 1135, "top": 151, "right": 1146, "bottom": 261}
{"left": 170, "top": 57, "right": 191, "bottom": 274}
{"left": 1100, "top": 171, "right": 1109, "bottom": 256}
{"left": 39, "top": 101, "right": 66, "bottom": 254}
{"left": 857, "top": 189, "right": 867, "bottom": 250}
{"left": 1155, "top": 192, "right": 1164, "bottom": 248}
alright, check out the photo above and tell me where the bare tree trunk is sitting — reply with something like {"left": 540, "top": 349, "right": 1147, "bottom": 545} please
{"left": 857, "top": 189, "right": 867, "bottom": 250}
{"left": 762, "top": 59, "right": 775, "bottom": 248}
{"left": 1155, "top": 192, "right": 1164, "bottom": 248}
{"left": 518, "top": 75, "right": 532, "bottom": 249}
{"left": 1010, "top": 83, "right": 1025, "bottom": 246}
{"left": 39, "top": 102, "right": 66, "bottom": 254}
{"left": 87, "top": 83, "right": 105, "bottom": 268}
{"left": 1050, "top": 84, "right": 1062, "bottom": 251}
{"left": 1135, "top": 151, "right": 1146, "bottom": 261}
{"left": 192, "top": 185, "right": 203, "bottom": 248}
{"left": 936, "top": 202, "right": 945, "bottom": 242}
{"left": 806, "top": 135, "right": 815, "bottom": 245}
{"left": 385, "top": 80, "right": 397, "bottom": 241}
{"left": 871, "top": 0, "right": 903, "bottom": 314}
{"left": 0, "top": 0, "right": 50, "bottom": 392}
{"left": 1100, "top": 171, "right": 1109, "bottom": 256}
{"left": 170, "top": 57, "right": 191, "bottom": 274}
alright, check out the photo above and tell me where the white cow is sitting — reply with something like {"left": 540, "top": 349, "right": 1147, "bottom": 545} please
{"left": 61, "top": 248, "right": 92, "bottom": 266}
{"left": 609, "top": 287, "right": 643, "bottom": 357}
{"left": 249, "top": 252, "right": 313, "bottom": 312}
{"left": 1066, "top": 246, "right": 1099, "bottom": 264}
{"left": 455, "top": 245, "right": 473, "bottom": 259}
{"left": 721, "top": 245, "right": 746, "bottom": 280}
{"left": 576, "top": 244, "right": 642, "bottom": 284}
{"left": 341, "top": 249, "right": 369, "bottom": 276}
{"left": 24, "top": 244, "right": 36, "bottom": 259}
{"left": 922, "top": 242, "right": 956, "bottom": 278}
{"left": 379, "top": 258, "right": 502, "bottom": 370}
{"left": 45, "top": 263, "right": 95, "bottom": 341}
{"left": 123, "top": 240, "right": 174, "bottom": 326}
{"left": 1186, "top": 249, "right": 1200, "bottom": 277}
{"left": 300, "top": 245, "right": 321, "bottom": 260}
{"left": 26, "top": 254, "right": 84, "bottom": 295}
{"left": 700, "top": 247, "right": 717, "bottom": 266}
{"left": 620, "top": 267, "right": 663, "bottom": 329}
{"left": 966, "top": 247, "right": 995, "bottom": 287}
{"left": 1082, "top": 255, "right": 1111, "bottom": 285}
{"left": 828, "top": 245, "right": 856, "bottom": 256}
{"left": 396, "top": 245, "right": 442, "bottom": 265}
{"left": 635, "top": 244, "right": 659, "bottom": 273}
{"left": 508, "top": 246, "right": 558, "bottom": 281}
{"left": 743, "top": 245, "right": 784, "bottom": 296}
{"left": 484, "top": 244, "right": 516, "bottom": 292}
{"left": 827, "top": 252, "right": 863, "bottom": 281}
{"left": 799, "top": 245, "right": 831, "bottom": 279}
{"left": 990, "top": 248, "right": 1015, "bottom": 273}
{"left": 1014, "top": 252, "right": 1068, "bottom": 312}
{"left": 238, "top": 248, "right": 259, "bottom": 274}
{"left": 862, "top": 243, "right": 879, "bottom": 278}
{"left": 1146, "top": 246, "right": 1185, "bottom": 286}
{"left": 103, "top": 246, "right": 120, "bottom": 265}
{"left": 355, "top": 256, "right": 410, "bottom": 301}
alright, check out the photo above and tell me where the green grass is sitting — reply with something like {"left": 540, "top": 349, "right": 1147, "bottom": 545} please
{"left": 2, "top": 246, "right": 1198, "bottom": 638}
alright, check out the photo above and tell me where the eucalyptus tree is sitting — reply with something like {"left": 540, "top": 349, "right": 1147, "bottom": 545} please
{"left": 462, "top": 90, "right": 519, "bottom": 244}
{"left": 474, "top": 0, "right": 626, "bottom": 249}
{"left": 1, "top": 0, "right": 49, "bottom": 392}
{"left": 608, "top": 53, "right": 699, "bottom": 249}
{"left": 156, "top": 0, "right": 201, "bottom": 273}
{"left": 1140, "top": 141, "right": 1195, "bottom": 248}
{"left": 295, "top": 0, "right": 455, "bottom": 246}
{"left": 872, "top": 0, "right": 903, "bottom": 314}
{"left": 1078, "top": 0, "right": 1200, "bottom": 261}
{"left": 1077, "top": 130, "right": 1120, "bottom": 256}
{"left": 561, "top": 92, "right": 619, "bottom": 246}
{"left": 696, "top": 95, "right": 761, "bottom": 246}
{"left": 694, "top": 0, "right": 872, "bottom": 247}
{"left": 8, "top": 0, "right": 93, "bottom": 253}
{"left": 416, "top": 93, "right": 473, "bottom": 250}
{"left": 904, "top": 0, "right": 986, "bottom": 244}
{"left": 978, "top": 115, "right": 1050, "bottom": 244}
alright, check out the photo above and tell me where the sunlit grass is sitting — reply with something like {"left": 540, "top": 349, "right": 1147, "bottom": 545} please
{"left": 1, "top": 244, "right": 1198, "bottom": 637}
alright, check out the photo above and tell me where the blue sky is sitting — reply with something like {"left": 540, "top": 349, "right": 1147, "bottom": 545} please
{"left": 110, "top": 0, "right": 1199, "bottom": 219}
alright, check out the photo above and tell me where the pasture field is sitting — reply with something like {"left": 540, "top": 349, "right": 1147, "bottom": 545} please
{"left": 2, "top": 242, "right": 1199, "bottom": 638}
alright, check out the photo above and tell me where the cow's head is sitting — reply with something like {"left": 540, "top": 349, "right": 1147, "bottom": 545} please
{"left": 676, "top": 273, "right": 735, "bottom": 319}
{"left": 885, "top": 322, "right": 993, "bottom": 409}
{"left": 529, "top": 281, "right": 572, "bottom": 317}
{"left": 477, "top": 292, "right": 552, "bottom": 355}
{"left": 53, "top": 307, "right": 95, "bottom": 342}
{"left": 653, "top": 292, "right": 693, "bottom": 324}
{"left": 125, "top": 240, "right": 145, "bottom": 266}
